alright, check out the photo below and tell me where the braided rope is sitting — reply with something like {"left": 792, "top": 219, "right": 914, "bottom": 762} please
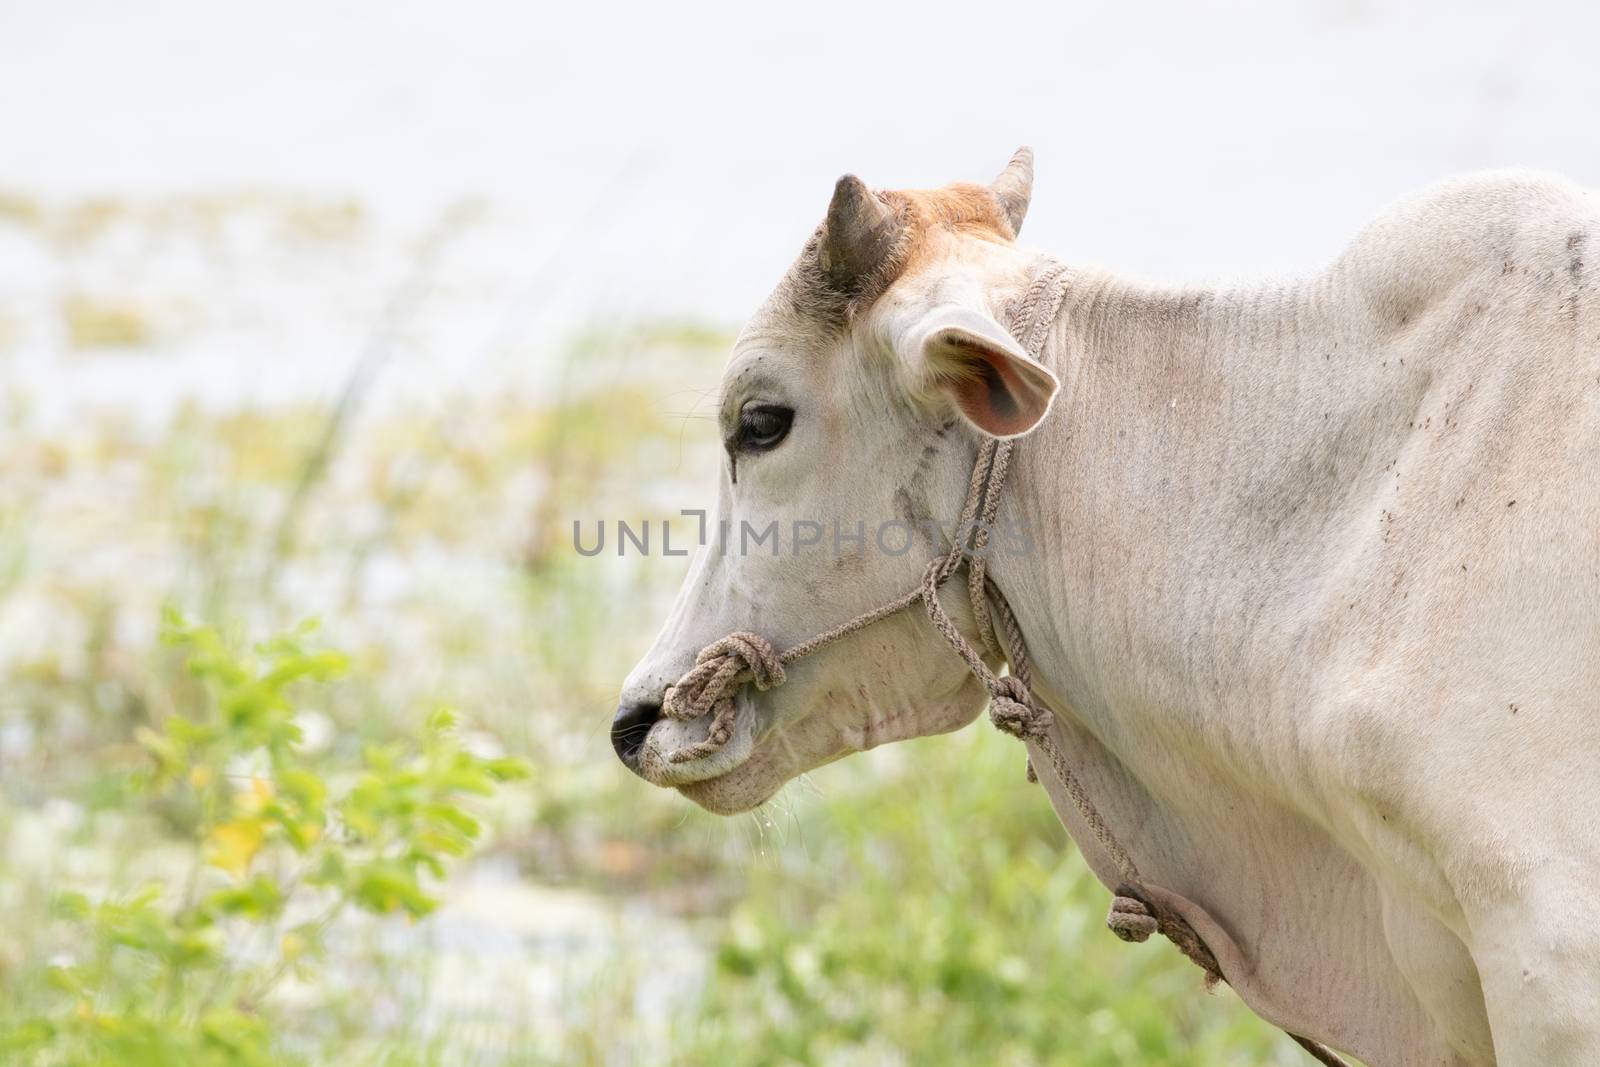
{"left": 658, "top": 261, "right": 1352, "bottom": 1067}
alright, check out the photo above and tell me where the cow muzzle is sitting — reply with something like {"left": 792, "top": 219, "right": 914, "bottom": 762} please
{"left": 612, "top": 690, "right": 762, "bottom": 788}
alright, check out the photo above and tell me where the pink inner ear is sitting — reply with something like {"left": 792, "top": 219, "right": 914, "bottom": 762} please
{"left": 944, "top": 338, "right": 1044, "bottom": 437}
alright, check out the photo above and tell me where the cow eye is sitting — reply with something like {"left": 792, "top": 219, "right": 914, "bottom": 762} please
{"left": 735, "top": 405, "right": 794, "bottom": 452}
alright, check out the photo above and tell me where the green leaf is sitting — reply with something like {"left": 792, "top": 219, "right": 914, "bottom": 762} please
{"left": 0, "top": 1018, "right": 56, "bottom": 1052}
{"left": 203, "top": 875, "right": 285, "bottom": 920}
{"left": 51, "top": 890, "right": 91, "bottom": 921}
{"left": 482, "top": 756, "right": 531, "bottom": 782}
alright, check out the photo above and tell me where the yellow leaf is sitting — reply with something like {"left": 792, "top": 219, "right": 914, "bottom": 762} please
{"left": 206, "top": 820, "right": 263, "bottom": 878}
{"left": 188, "top": 765, "right": 213, "bottom": 789}
{"left": 226, "top": 774, "right": 276, "bottom": 814}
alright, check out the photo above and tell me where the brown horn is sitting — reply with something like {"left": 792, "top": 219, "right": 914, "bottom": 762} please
{"left": 819, "top": 174, "right": 900, "bottom": 292}
{"left": 991, "top": 146, "right": 1034, "bottom": 237}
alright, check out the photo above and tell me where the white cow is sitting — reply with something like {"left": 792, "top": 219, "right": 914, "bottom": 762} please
{"left": 614, "top": 149, "right": 1600, "bottom": 1065}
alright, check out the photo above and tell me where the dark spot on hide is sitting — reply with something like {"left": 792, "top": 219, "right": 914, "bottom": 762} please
{"left": 892, "top": 486, "right": 938, "bottom": 552}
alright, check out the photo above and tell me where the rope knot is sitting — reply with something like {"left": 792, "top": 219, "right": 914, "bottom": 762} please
{"left": 987, "top": 675, "right": 1053, "bottom": 739}
{"left": 1106, "top": 894, "right": 1158, "bottom": 943}
{"left": 660, "top": 631, "right": 784, "bottom": 764}
{"left": 704, "top": 631, "right": 785, "bottom": 691}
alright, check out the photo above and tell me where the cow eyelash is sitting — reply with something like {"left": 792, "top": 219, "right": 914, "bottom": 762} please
{"left": 733, "top": 404, "right": 794, "bottom": 454}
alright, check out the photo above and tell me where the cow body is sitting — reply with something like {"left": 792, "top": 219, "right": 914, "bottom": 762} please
{"left": 997, "top": 171, "right": 1600, "bottom": 1065}
{"left": 618, "top": 161, "right": 1600, "bottom": 1064}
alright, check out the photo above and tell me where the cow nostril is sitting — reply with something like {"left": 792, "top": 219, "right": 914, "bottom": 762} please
{"left": 611, "top": 701, "right": 662, "bottom": 772}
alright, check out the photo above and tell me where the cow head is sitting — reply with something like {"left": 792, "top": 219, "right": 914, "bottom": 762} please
{"left": 614, "top": 150, "right": 1060, "bottom": 813}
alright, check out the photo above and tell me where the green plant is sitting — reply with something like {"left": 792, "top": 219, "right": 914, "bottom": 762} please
{"left": 1, "top": 611, "right": 527, "bottom": 1067}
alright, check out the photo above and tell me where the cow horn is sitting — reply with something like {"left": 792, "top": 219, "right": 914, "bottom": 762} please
{"left": 820, "top": 174, "right": 900, "bottom": 292}
{"left": 991, "top": 146, "right": 1034, "bottom": 237}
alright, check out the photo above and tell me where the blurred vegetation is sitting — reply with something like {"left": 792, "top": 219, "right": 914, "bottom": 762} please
{"left": 61, "top": 294, "right": 153, "bottom": 350}
{"left": 2, "top": 615, "right": 526, "bottom": 1066}
{"left": 0, "top": 195, "right": 1311, "bottom": 1065}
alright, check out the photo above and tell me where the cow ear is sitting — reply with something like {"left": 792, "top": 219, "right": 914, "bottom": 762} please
{"left": 915, "top": 307, "right": 1059, "bottom": 438}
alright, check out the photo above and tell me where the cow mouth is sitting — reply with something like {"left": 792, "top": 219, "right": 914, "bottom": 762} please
{"left": 636, "top": 694, "right": 843, "bottom": 815}
{"left": 674, "top": 757, "right": 784, "bottom": 814}
{"left": 636, "top": 694, "right": 762, "bottom": 790}
{"left": 614, "top": 682, "right": 817, "bottom": 812}
{"left": 645, "top": 720, "right": 786, "bottom": 815}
